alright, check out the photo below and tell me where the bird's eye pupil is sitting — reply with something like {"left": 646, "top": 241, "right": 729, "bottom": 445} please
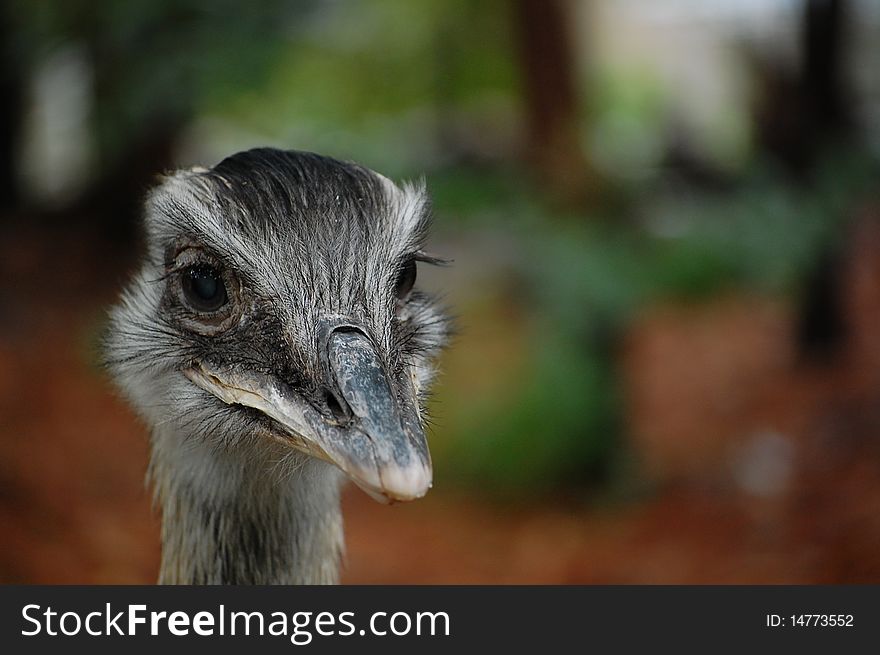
{"left": 192, "top": 272, "right": 217, "bottom": 299}
{"left": 182, "top": 265, "right": 227, "bottom": 312}
{"left": 395, "top": 259, "right": 416, "bottom": 300}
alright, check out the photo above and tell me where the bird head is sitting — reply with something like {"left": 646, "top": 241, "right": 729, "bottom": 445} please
{"left": 105, "top": 149, "right": 449, "bottom": 503}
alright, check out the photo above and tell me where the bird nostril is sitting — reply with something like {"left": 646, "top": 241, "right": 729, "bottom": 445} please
{"left": 324, "top": 390, "right": 349, "bottom": 423}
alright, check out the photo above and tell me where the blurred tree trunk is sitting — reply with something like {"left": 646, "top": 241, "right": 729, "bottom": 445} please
{"left": 0, "top": 2, "right": 24, "bottom": 213}
{"left": 754, "top": 0, "right": 853, "bottom": 176}
{"left": 512, "top": 0, "right": 597, "bottom": 207}
{"left": 791, "top": 0, "right": 855, "bottom": 359}
{"left": 803, "top": 0, "right": 852, "bottom": 138}
{"left": 71, "top": 117, "right": 184, "bottom": 243}
{"left": 61, "top": 6, "right": 190, "bottom": 243}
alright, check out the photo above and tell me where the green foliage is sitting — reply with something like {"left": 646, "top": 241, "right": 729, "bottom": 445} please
{"left": 204, "top": 0, "right": 518, "bottom": 175}
{"left": 445, "top": 324, "right": 618, "bottom": 492}
{"left": 588, "top": 67, "right": 667, "bottom": 176}
{"left": 430, "top": 151, "right": 880, "bottom": 495}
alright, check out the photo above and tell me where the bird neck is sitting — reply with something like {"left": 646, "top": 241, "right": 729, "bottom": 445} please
{"left": 149, "top": 429, "right": 345, "bottom": 584}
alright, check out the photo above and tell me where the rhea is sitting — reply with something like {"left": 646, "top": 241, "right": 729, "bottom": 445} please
{"left": 105, "top": 148, "right": 449, "bottom": 584}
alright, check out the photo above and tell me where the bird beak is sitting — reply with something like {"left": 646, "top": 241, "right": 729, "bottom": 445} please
{"left": 184, "top": 329, "right": 431, "bottom": 504}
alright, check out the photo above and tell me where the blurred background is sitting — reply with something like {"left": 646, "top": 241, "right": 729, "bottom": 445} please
{"left": 2, "top": 0, "right": 880, "bottom": 583}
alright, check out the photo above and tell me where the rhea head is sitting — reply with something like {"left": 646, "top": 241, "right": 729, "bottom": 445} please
{"left": 106, "top": 148, "right": 449, "bottom": 511}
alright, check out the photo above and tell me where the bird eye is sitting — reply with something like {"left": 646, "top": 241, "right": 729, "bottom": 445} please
{"left": 181, "top": 264, "right": 228, "bottom": 312}
{"left": 395, "top": 259, "right": 417, "bottom": 300}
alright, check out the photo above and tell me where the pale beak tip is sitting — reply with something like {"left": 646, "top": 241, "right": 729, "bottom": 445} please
{"left": 349, "top": 462, "right": 432, "bottom": 503}
{"left": 379, "top": 462, "right": 433, "bottom": 501}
